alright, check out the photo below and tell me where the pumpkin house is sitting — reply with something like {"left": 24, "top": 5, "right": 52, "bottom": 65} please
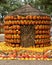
{"left": 4, "top": 4, "right": 51, "bottom": 47}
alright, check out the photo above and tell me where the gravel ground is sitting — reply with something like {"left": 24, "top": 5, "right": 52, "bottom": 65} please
{"left": 0, "top": 60, "right": 52, "bottom": 65}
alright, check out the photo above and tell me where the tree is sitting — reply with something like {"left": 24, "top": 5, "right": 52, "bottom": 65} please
{"left": 28, "top": 0, "right": 52, "bottom": 14}
{"left": 0, "top": 0, "right": 7, "bottom": 3}
{"left": 0, "top": 0, "right": 22, "bottom": 22}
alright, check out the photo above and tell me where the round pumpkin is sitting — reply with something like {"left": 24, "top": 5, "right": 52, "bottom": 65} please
{"left": 17, "top": 16, "right": 21, "bottom": 20}
{"left": 17, "top": 39, "right": 21, "bottom": 43}
{"left": 17, "top": 21, "right": 21, "bottom": 25}
{"left": 33, "top": 16, "right": 37, "bottom": 20}
{"left": 17, "top": 25, "right": 20, "bottom": 30}
{"left": 37, "top": 16, "right": 40, "bottom": 20}
{"left": 21, "top": 16, "right": 25, "bottom": 20}
{"left": 32, "top": 21, "right": 35, "bottom": 25}
{"left": 4, "top": 16, "right": 10, "bottom": 20}
{"left": 10, "top": 16, "right": 14, "bottom": 20}
{"left": 25, "top": 21, "right": 28, "bottom": 25}
{"left": 20, "top": 20, "right": 25, "bottom": 25}
{"left": 28, "top": 21, "right": 32, "bottom": 25}
{"left": 29, "top": 15, "right": 33, "bottom": 20}
{"left": 17, "top": 34, "right": 21, "bottom": 39}
{"left": 40, "top": 16, "right": 42, "bottom": 20}
{"left": 16, "top": 44, "right": 19, "bottom": 47}
{"left": 14, "top": 21, "right": 17, "bottom": 25}
{"left": 25, "top": 16, "right": 29, "bottom": 20}
{"left": 12, "top": 25, "right": 17, "bottom": 29}
{"left": 17, "top": 31, "right": 21, "bottom": 34}
{"left": 43, "top": 16, "right": 46, "bottom": 20}
{"left": 13, "top": 30, "right": 16, "bottom": 34}
{"left": 11, "top": 21, "right": 15, "bottom": 25}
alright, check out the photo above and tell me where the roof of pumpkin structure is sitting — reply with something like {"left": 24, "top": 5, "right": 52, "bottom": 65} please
{"left": 8, "top": 4, "right": 49, "bottom": 16}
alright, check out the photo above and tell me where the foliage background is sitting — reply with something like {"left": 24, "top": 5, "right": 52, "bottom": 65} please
{"left": 0, "top": 0, "right": 52, "bottom": 22}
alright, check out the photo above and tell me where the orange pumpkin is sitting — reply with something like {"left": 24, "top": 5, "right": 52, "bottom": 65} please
{"left": 28, "top": 21, "right": 32, "bottom": 25}
{"left": 24, "top": 21, "right": 28, "bottom": 25}
{"left": 14, "top": 21, "right": 17, "bottom": 25}
{"left": 11, "top": 44, "right": 15, "bottom": 47}
{"left": 11, "top": 21, "right": 15, "bottom": 25}
{"left": 43, "top": 16, "right": 46, "bottom": 20}
{"left": 12, "top": 25, "right": 17, "bottom": 29}
{"left": 40, "top": 16, "right": 42, "bottom": 20}
{"left": 38, "top": 21, "right": 41, "bottom": 24}
{"left": 33, "top": 16, "right": 37, "bottom": 20}
{"left": 13, "top": 39, "right": 17, "bottom": 43}
{"left": 35, "top": 21, "right": 38, "bottom": 25}
{"left": 25, "top": 16, "right": 29, "bottom": 20}
{"left": 12, "top": 35, "right": 14, "bottom": 39}
{"left": 13, "top": 30, "right": 16, "bottom": 34}
{"left": 20, "top": 20, "right": 25, "bottom": 25}
{"left": 37, "top": 16, "right": 40, "bottom": 20}
{"left": 4, "top": 16, "right": 10, "bottom": 20}
{"left": 17, "top": 31, "right": 21, "bottom": 34}
{"left": 10, "top": 16, "right": 14, "bottom": 20}
{"left": 17, "top": 25, "right": 20, "bottom": 30}
{"left": 29, "top": 15, "right": 33, "bottom": 20}
{"left": 17, "top": 16, "right": 21, "bottom": 20}
{"left": 46, "top": 16, "right": 51, "bottom": 20}
{"left": 32, "top": 21, "right": 35, "bottom": 25}
{"left": 16, "top": 44, "right": 19, "bottom": 47}
{"left": 17, "top": 39, "right": 21, "bottom": 43}
{"left": 13, "top": 35, "right": 17, "bottom": 38}
{"left": 48, "top": 17, "right": 51, "bottom": 21}
{"left": 17, "top": 34, "right": 21, "bottom": 39}
{"left": 17, "top": 21, "right": 21, "bottom": 25}
{"left": 9, "top": 20, "right": 12, "bottom": 25}
{"left": 14, "top": 17, "right": 17, "bottom": 20}
{"left": 21, "top": 16, "right": 25, "bottom": 20}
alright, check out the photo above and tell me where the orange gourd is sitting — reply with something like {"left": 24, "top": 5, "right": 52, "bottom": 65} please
{"left": 17, "top": 25, "right": 20, "bottom": 30}
{"left": 33, "top": 16, "right": 37, "bottom": 20}
{"left": 29, "top": 15, "right": 33, "bottom": 20}
{"left": 17, "top": 16, "right": 21, "bottom": 20}
{"left": 26, "top": 16, "right": 29, "bottom": 20}
{"left": 20, "top": 20, "right": 25, "bottom": 25}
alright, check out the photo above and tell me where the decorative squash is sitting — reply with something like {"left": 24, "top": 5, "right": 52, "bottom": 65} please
{"left": 25, "top": 16, "right": 29, "bottom": 20}
{"left": 32, "top": 21, "right": 35, "bottom": 25}
{"left": 11, "top": 21, "right": 15, "bottom": 25}
{"left": 17, "top": 16, "right": 21, "bottom": 20}
{"left": 37, "top": 16, "right": 40, "bottom": 20}
{"left": 16, "top": 44, "right": 19, "bottom": 47}
{"left": 29, "top": 15, "right": 33, "bottom": 20}
{"left": 17, "top": 21, "right": 21, "bottom": 25}
{"left": 33, "top": 16, "right": 37, "bottom": 20}
{"left": 24, "top": 21, "right": 28, "bottom": 25}
{"left": 21, "top": 16, "right": 25, "bottom": 20}
{"left": 10, "top": 16, "right": 14, "bottom": 20}
{"left": 17, "top": 34, "right": 21, "bottom": 39}
{"left": 14, "top": 21, "right": 17, "bottom": 25}
{"left": 17, "top": 39, "right": 21, "bottom": 43}
{"left": 12, "top": 25, "right": 16, "bottom": 30}
{"left": 4, "top": 16, "right": 10, "bottom": 20}
{"left": 17, "top": 31, "right": 21, "bottom": 34}
{"left": 20, "top": 20, "right": 25, "bottom": 25}
{"left": 17, "top": 25, "right": 20, "bottom": 30}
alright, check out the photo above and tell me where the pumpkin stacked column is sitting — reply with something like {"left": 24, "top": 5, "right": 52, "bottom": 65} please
{"left": 34, "top": 16, "right": 51, "bottom": 47}
{"left": 4, "top": 16, "right": 21, "bottom": 47}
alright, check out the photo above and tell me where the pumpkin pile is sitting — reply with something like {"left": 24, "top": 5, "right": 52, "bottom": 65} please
{"left": 4, "top": 15, "right": 51, "bottom": 47}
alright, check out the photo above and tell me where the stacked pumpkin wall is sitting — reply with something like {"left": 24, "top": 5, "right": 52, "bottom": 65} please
{"left": 4, "top": 15, "right": 51, "bottom": 47}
